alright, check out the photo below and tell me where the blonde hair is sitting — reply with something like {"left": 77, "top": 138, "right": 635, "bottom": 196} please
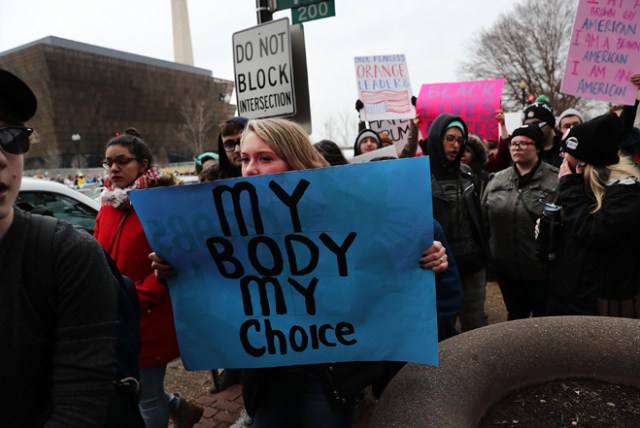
{"left": 584, "top": 154, "right": 640, "bottom": 213}
{"left": 242, "top": 118, "right": 329, "bottom": 171}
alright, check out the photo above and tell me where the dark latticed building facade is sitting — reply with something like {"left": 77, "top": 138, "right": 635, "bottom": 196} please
{"left": 0, "top": 36, "right": 235, "bottom": 168}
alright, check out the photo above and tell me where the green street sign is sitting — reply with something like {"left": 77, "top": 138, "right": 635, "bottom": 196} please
{"left": 275, "top": 0, "right": 325, "bottom": 12}
{"left": 291, "top": 0, "right": 335, "bottom": 24}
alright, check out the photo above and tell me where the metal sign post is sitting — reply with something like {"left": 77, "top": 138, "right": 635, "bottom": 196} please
{"left": 256, "top": 0, "right": 273, "bottom": 23}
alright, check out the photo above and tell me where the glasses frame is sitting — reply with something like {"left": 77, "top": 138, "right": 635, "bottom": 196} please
{"left": 0, "top": 126, "right": 33, "bottom": 155}
{"left": 223, "top": 138, "right": 241, "bottom": 152}
{"left": 101, "top": 156, "right": 141, "bottom": 170}
{"left": 442, "top": 134, "right": 465, "bottom": 146}
{"left": 508, "top": 140, "right": 534, "bottom": 149}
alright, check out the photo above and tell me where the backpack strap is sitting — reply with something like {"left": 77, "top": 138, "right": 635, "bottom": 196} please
{"left": 24, "top": 213, "right": 59, "bottom": 314}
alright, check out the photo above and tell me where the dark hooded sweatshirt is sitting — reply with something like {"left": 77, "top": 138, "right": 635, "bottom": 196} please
{"left": 210, "top": 116, "right": 248, "bottom": 180}
{"left": 211, "top": 133, "right": 243, "bottom": 180}
{"left": 427, "top": 114, "right": 489, "bottom": 275}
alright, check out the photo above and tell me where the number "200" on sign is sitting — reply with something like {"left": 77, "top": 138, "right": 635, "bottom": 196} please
{"left": 292, "top": 0, "right": 335, "bottom": 24}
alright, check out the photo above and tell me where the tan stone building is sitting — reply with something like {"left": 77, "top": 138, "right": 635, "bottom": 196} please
{"left": 0, "top": 36, "right": 235, "bottom": 169}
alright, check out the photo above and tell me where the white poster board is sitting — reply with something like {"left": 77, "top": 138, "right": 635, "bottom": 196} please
{"left": 369, "top": 119, "right": 414, "bottom": 156}
{"left": 350, "top": 145, "right": 399, "bottom": 164}
{"left": 354, "top": 54, "right": 413, "bottom": 122}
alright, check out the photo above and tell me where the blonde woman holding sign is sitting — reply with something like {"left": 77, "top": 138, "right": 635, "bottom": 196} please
{"left": 151, "top": 118, "right": 450, "bottom": 427}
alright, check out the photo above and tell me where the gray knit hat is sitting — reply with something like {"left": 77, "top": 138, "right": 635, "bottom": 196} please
{"left": 353, "top": 129, "right": 381, "bottom": 155}
{"left": 558, "top": 108, "right": 584, "bottom": 125}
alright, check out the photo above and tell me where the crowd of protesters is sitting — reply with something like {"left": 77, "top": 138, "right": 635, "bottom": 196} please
{"left": 164, "top": 71, "right": 640, "bottom": 426}
{"left": 2, "top": 61, "right": 640, "bottom": 428}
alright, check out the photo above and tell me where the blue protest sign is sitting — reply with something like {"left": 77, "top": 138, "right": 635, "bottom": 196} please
{"left": 129, "top": 157, "right": 437, "bottom": 370}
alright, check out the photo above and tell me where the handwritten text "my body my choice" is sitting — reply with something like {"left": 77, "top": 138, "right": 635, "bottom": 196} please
{"left": 206, "top": 179, "right": 358, "bottom": 358}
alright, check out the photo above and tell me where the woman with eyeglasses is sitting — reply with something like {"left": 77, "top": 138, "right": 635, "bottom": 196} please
{"left": 482, "top": 123, "right": 559, "bottom": 320}
{"left": 94, "top": 130, "right": 204, "bottom": 428}
{"left": 426, "top": 114, "right": 490, "bottom": 332}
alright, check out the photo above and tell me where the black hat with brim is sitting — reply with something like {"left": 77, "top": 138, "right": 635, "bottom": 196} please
{"left": 0, "top": 69, "right": 37, "bottom": 123}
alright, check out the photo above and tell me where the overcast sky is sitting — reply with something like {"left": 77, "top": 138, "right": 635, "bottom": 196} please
{"left": 0, "top": 0, "right": 518, "bottom": 143}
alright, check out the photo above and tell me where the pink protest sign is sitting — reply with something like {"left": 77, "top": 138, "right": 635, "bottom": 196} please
{"left": 561, "top": 0, "right": 640, "bottom": 106}
{"left": 416, "top": 79, "right": 504, "bottom": 141}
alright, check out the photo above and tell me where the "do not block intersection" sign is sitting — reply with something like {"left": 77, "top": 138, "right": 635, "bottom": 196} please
{"left": 233, "top": 18, "right": 297, "bottom": 119}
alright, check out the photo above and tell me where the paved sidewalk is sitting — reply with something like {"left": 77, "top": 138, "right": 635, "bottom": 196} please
{"left": 171, "top": 383, "right": 376, "bottom": 428}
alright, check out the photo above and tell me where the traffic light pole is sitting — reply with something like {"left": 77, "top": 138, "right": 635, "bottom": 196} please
{"left": 256, "top": 0, "right": 273, "bottom": 23}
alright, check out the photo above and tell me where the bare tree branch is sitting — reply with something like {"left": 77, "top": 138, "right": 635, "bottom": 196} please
{"left": 176, "top": 100, "right": 218, "bottom": 158}
{"left": 317, "top": 107, "right": 359, "bottom": 149}
{"left": 458, "top": 0, "right": 606, "bottom": 115}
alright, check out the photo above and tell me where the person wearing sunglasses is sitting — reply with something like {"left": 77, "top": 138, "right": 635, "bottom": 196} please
{"left": 0, "top": 69, "right": 121, "bottom": 426}
{"left": 426, "top": 113, "right": 490, "bottom": 333}
{"left": 482, "top": 123, "right": 559, "bottom": 321}
{"left": 95, "top": 132, "right": 204, "bottom": 428}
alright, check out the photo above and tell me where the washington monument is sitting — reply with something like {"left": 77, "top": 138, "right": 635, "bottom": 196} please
{"left": 171, "top": 0, "right": 194, "bottom": 65}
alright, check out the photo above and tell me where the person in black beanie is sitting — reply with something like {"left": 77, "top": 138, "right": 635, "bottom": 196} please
{"left": 547, "top": 112, "right": 640, "bottom": 318}
{"left": 482, "top": 122, "right": 559, "bottom": 320}
{"left": 522, "top": 101, "right": 563, "bottom": 167}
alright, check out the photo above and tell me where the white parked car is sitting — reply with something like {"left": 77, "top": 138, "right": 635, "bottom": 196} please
{"left": 18, "top": 177, "right": 101, "bottom": 234}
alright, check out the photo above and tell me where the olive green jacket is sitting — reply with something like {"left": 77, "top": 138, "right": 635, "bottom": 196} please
{"left": 482, "top": 162, "right": 559, "bottom": 280}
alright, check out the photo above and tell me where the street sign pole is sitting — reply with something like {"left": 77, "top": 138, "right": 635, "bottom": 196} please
{"left": 288, "top": 24, "right": 311, "bottom": 133}
{"left": 256, "top": 0, "right": 273, "bottom": 23}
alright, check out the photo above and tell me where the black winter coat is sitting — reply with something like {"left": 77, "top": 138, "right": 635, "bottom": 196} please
{"left": 427, "top": 114, "right": 490, "bottom": 274}
{"left": 548, "top": 174, "right": 640, "bottom": 316}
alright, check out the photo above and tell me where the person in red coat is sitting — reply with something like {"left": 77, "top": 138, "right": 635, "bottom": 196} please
{"left": 95, "top": 129, "right": 203, "bottom": 428}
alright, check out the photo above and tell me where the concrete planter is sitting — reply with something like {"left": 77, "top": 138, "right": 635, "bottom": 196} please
{"left": 371, "top": 316, "right": 640, "bottom": 428}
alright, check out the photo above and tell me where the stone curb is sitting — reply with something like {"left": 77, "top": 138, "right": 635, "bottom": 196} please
{"left": 371, "top": 316, "right": 640, "bottom": 428}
